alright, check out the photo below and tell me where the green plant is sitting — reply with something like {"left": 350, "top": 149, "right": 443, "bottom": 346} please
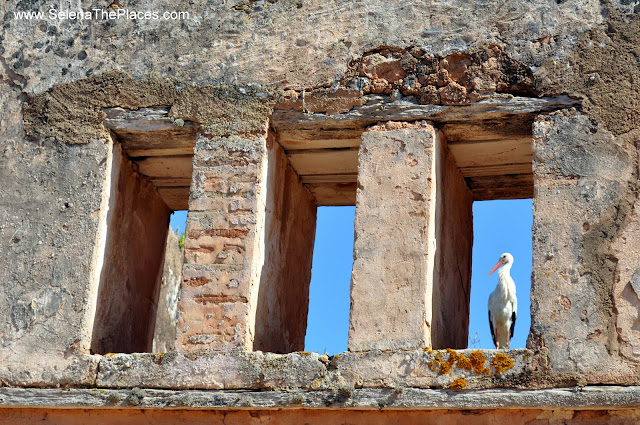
{"left": 179, "top": 231, "right": 186, "bottom": 249}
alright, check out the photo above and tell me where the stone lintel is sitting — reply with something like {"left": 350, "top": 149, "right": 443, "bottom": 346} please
{"left": 271, "top": 95, "right": 581, "bottom": 127}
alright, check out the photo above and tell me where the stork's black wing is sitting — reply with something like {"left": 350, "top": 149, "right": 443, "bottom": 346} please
{"left": 488, "top": 311, "right": 496, "bottom": 348}
{"left": 509, "top": 311, "right": 516, "bottom": 340}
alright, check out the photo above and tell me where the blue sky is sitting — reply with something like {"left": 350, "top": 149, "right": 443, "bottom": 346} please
{"left": 169, "top": 198, "right": 532, "bottom": 354}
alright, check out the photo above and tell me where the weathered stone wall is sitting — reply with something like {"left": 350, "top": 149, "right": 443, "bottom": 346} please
{"left": 3, "top": 0, "right": 640, "bottom": 417}
{"left": 0, "top": 0, "right": 607, "bottom": 94}
{"left": 530, "top": 109, "right": 640, "bottom": 384}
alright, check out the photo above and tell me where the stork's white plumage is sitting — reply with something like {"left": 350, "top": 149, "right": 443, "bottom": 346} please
{"left": 487, "top": 253, "right": 517, "bottom": 349}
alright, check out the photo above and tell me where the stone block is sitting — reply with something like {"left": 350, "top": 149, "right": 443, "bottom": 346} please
{"left": 0, "top": 137, "right": 109, "bottom": 360}
{"left": 96, "top": 351, "right": 328, "bottom": 390}
{"left": 332, "top": 348, "right": 533, "bottom": 390}
{"left": 0, "top": 354, "right": 100, "bottom": 388}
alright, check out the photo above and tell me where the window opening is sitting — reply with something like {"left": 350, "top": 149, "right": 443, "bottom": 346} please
{"left": 304, "top": 206, "right": 355, "bottom": 355}
{"left": 469, "top": 199, "right": 532, "bottom": 349}
{"left": 170, "top": 210, "right": 188, "bottom": 248}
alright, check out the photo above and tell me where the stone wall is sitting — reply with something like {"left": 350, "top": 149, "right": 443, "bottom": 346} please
{"left": 2, "top": 0, "right": 640, "bottom": 419}
{"left": 530, "top": 109, "right": 640, "bottom": 383}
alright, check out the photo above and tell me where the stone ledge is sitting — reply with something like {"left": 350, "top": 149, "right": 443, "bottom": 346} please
{"left": 95, "top": 349, "right": 534, "bottom": 390}
{"left": 1, "top": 349, "right": 601, "bottom": 390}
{"left": 0, "top": 354, "right": 100, "bottom": 388}
{"left": 1, "top": 386, "right": 639, "bottom": 410}
{"left": 96, "top": 351, "right": 329, "bottom": 390}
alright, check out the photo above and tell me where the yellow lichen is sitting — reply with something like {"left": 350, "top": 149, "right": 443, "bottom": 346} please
{"left": 445, "top": 348, "right": 459, "bottom": 361}
{"left": 468, "top": 350, "right": 487, "bottom": 375}
{"left": 422, "top": 347, "right": 433, "bottom": 353}
{"left": 449, "top": 378, "right": 467, "bottom": 391}
{"left": 491, "top": 353, "right": 515, "bottom": 375}
{"left": 455, "top": 353, "right": 472, "bottom": 371}
{"left": 429, "top": 349, "right": 459, "bottom": 375}
{"left": 438, "top": 361, "right": 452, "bottom": 375}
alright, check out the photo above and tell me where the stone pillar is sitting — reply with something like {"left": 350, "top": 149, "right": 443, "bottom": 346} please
{"left": 349, "top": 121, "right": 439, "bottom": 351}
{"left": 0, "top": 135, "right": 108, "bottom": 385}
{"left": 177, "top": 131, "right": 316, "bottom": 352}
{"left": 530, "top": 110, "right": 639, "bottom": 381}
{"left": 177, "top": 132, "right": 270, "bottom": 351}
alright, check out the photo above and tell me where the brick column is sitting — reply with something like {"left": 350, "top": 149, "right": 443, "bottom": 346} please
{"left": 349, "top": 121, "right": 439, "bottom": 351}
{"left": 177, "top": 132, "right": 270, "bottom": 351}
{"left": 176, "top": 131, "right": 317, "bottom": 353}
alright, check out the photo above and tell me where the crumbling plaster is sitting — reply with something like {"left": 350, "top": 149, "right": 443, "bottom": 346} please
{"left": 4, "top": 1, "right": 637, "bottom": 147}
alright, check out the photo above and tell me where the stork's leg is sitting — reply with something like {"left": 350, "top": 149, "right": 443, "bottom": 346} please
{"left": 506, "top": 340, "right": 510, "bottom": 349}
{"left": 495, "top": 341, "right": 500, "bottom": 349}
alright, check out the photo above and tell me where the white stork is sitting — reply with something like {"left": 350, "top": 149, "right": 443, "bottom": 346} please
{"left": 487, "top": 253, "right": 517, "bottom": 349}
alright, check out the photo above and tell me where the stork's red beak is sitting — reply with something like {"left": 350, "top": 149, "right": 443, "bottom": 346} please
{"left": 487, "top": 260, "right": 502, "bottom": 276}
